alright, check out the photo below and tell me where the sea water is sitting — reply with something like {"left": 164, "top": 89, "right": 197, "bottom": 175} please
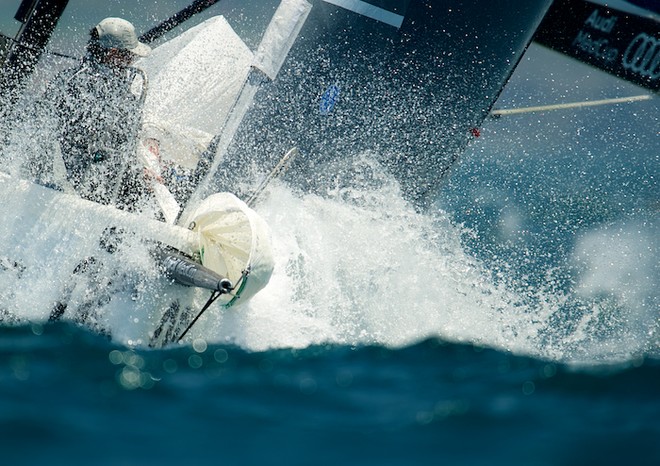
{"left": 1, "top": 323, "right": 658, "bottom": 466}
{"left": 1, "top": 11, "right": 659, "bottom": 466}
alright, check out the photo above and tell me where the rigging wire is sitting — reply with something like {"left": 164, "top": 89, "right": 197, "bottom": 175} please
{"left": 176, "top": 290, "right": 223, "bottom": 343}
{"left": 175, "top": 269, "right": 249, "bottom": 343}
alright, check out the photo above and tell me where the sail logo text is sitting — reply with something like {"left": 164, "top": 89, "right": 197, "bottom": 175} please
{"left": 572, "top": 30, "right": 618, "bottom": 63}
{"left": 584, "top": 9, "right": 618, "bottom": 34}
{"left": 622, "top": 33, "right": 660, "bottom": 79}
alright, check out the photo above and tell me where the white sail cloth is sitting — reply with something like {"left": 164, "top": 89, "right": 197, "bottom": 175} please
{"left": 188, "top": 192, "right": 274, "bottom": 308}
{"left": 137, "top": 16, "right": 254, "bottom": 169}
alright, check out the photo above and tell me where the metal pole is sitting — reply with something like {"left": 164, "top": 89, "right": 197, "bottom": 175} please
{"left": 0, "top": 0, "right": 70, "bottom": 100}
{"left": 139, "top": 0, "right": 224, "bottom": 44}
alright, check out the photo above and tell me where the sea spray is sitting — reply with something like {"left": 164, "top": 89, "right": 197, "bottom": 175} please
{"left": 195, "top": 154, "right": 556, "bottom": 356}
{"left": 196, "top": 153, "right": 658, "bottom": 363}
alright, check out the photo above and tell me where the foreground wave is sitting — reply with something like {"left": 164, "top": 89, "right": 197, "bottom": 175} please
{"left": 1, "top": 322, "right": 658, "bottom": 465}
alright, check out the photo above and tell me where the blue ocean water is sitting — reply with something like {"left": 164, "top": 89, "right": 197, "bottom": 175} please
{"left": 1, "top": 1, "right": 659, "bottom": 464}
{"left": 1, "top": 323, "right": 658, "bottom": 466}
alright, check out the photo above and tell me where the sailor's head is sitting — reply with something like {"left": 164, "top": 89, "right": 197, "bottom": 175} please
{"left": 89, "top": 17, "right": 151, "bottom": 67}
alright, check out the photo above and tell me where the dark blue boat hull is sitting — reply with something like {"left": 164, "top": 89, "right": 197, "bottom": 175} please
{"left": 209, "top": 0, "right": 554, "bottom": 206}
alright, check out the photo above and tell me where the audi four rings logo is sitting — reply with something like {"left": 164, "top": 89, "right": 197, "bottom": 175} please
{"left": 622, "top": 33, "right": 659, "bottom": 79}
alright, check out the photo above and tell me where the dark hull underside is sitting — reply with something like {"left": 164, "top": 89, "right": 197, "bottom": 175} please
{"left": 207, "top": 0, "right": 554, "bottom": 207}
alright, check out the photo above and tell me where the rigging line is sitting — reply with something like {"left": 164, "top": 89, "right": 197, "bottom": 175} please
{"left": 173, "top": 265, "right": 247, "bottom": 343}
{"left": 1, "top": 34, "right": 78, "bottom": 61}
{"left": 490, "top": 94, "right": 653, "bottom": 117}
{"left": 176, "top": 290, "right": 223, "bottom": 343}
{"left": 246, "top": 147, "right": 299, "bottom": 208}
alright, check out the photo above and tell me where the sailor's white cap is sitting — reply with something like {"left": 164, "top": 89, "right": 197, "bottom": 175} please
{"left": 95, "top": 17, "right": 151, "bottom": 57}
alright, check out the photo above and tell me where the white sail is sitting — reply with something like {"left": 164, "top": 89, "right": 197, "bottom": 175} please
{"left": 189, "top": 192, "right": 274, "bottom": 308}
{"left": 138, "top": 16, "right": 254, "bottom": 169}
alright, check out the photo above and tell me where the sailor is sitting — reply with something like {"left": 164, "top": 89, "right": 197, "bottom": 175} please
{"left": 49, "top": 17, "right": 152, "bottom": 210}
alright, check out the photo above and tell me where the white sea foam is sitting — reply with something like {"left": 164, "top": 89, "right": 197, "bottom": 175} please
{"left": 185, "top": 153, "right": 658, "bottom": 364}
{"left": 192, "top": 168, "right": 559, "bottom": 357}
